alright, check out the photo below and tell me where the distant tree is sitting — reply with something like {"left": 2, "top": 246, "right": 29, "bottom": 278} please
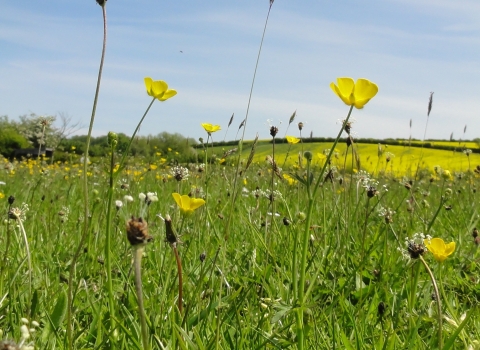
{"left": 11, "top": 113, "right": 81, "bottom": 151}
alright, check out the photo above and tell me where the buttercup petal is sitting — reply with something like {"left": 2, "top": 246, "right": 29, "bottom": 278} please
{"left": 336, "top": 77, "right": 355, "bottom": 97}
{"left": 159, "top": 89, "right": 177, "bottom": 101}
{"left": 151, "top": 80, "right": 168, "bottom": 98}
{"left": 429, "top": 237, "right": 445, "bottom": 252}
{"left": 444, "top": 241, "right": 456, "bottom": 256}
{"left": 144, "top": 77, "right": 154, "bottom": 96}
{"left": 330, "top": 82, "right": 351, "bottom": 106}
{"left": 172, "top": 193, "right": 183, "bottom": 207}
{"left": 189, "top": 198, "right": 206, "bottom": 210}
{"left": 286, "top": 136, "right": 300, "bottom": 144}
{"left": 178, "top": 195, "right": 190, "bottom": 209}
{"left": 353, "top": 79, "right": 378, "bottom": 109}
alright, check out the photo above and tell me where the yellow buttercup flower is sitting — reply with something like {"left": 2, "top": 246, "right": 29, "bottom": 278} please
{"left": 286, "top": 136, "right": 300, "bottom": 144}
{"left": 172, "top": 193, "right": 205, "bottom": 216}
{"left": 201, "top": 123, "right": 221, "bottom": 134}
{"left": 330, "top": 77, "right": 378, "bottom": 109}
{"left": 424, "top": 237, "right": 455, "bottom": 262}
{"left": 144, "top": 77, "right": 177, "bottom": 101}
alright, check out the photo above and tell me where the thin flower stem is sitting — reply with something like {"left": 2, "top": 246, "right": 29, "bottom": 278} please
{"left": 133, "top": 245, "right": 150, "bottom": 350}
{"left": 104, "top": 146, "right": 116, "bottom": 334}
{"left": 68, "top": 3, "right": 107, "bottom": 348}
{"left": 116, "top": 98, "right": 156, "bottom": 174}
{"left": 419, "top": 255, "right": 443, "bottom": 350}
{"left": 0, "top": 203, "right": 14, "bottom": 290}
{"left": 15, "top": 218, "right": 32, "bottom": 303}
{"left": 296, "top": 105, "right": 353, "bottom": 350}
{"left": 224, "top": 3, "right": 273, "bottom": 240}
{"left": 173, "top": 245, "right": 183, "bottom": 314}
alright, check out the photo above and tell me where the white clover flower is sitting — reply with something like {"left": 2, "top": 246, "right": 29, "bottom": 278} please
{"left": 146, "top": 192, "right": 158, "bottom": 202}
{"left": 115, "top": 200, "right": 123, "bottom": 209}
{"left": 171, "top": 165, "right": 189, "bottom": 181}
{"left": 20, "top": 325, "right": 30, "bottom": 340}
{"left": 123, "top": 195, "right": 134, "bottom": 202}
{"left": 139, "top": 193, "right": 146, "bottom": 201}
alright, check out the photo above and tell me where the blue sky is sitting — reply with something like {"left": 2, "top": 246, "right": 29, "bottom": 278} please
{"left": 1, "top": 0, "right": 479, "bottom": 142}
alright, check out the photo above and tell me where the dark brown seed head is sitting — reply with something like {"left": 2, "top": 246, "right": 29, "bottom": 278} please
{"left": 164, "top": 214, "right": 178, "bottom": 246}
{"left": 8, "top": 195, "right": 15, "bottom": 205}
{"left": 270, "top": 126, "right": 278, "bottom": 138}
{"left": 407, "top": 241, "right": 425, "bottom": 259}
{"left": 472, "top": 227, "right": 478, "bottom": 238}
{"left": 344, "top": 122, "right": 352, "bottom": 135}
{"left": 346, "top": 135, "right": 354, "bottom": 147}
{"left": 367, "top": 186, "right": 378, "bottom": 198}
{"left": 126, "top": 216, "right": 152, "bottom": 246}
{"left": 427, "top": 91, "right": 434, "bottom": 116}
{"left": 298, "top": 122, "right": 304, "bottom": 131}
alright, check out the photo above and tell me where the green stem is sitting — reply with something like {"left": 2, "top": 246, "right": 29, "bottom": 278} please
{"left": 296, "top": 105, "right": 354, "bottom": 349}
{"left": 173, "top": 245, "right": 183, "bottom": 314}
{"left": 419, "top": 256, "right": 443, "bottom": 349}
{"left": 117, "top": 98, "right": 156, "bottom": 174}
{"left": 224, "top": 3, "right": 273, "bottom": 241}
{"left": 438, "top": 263, "right": 457, "bottom": 323}
{"left": 104, "top": 146, "right": 116, "bottom": 333}
{"left": 16, "top": 218, "right": 32, "bottom": 305}
{"left": 133, "top": 245, "right": 150, "bottom": 350}
{"left": 67, "top": 3, "right": 107, "bottom": 348}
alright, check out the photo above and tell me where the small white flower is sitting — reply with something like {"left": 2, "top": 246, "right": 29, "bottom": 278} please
{"left": 139, "top": 193, "right": 146, "bottom": 201}
{"left": 124, "top": 195, "right": 134, "bottom": 202}
{"left": 146, "top": 192, "right": 158, "bottom": 202}
{"left": 20, "top": 324, "right": 30, "bottom": 339}
{"left": 115, "top": 200, "right": 123, "bottom": 209}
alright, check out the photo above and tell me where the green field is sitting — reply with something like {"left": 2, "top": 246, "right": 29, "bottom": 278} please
{"left": 1, "top": 138, "right": 479, "bottom": 349}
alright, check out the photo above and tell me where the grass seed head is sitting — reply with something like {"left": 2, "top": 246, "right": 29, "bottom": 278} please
{"left": 126, "top": 216, "right": 152, "bottom": 246}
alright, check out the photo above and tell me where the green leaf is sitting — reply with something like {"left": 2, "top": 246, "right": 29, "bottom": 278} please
{"left": 42, "top": 288, "right": 67, "bottom": 341}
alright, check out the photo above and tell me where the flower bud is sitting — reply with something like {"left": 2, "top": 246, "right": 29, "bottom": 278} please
{"left": 108, "top": 131, "right": 118, "bottom": 149}
{"left": 304, "top": 151, "right": 312, "bottom": 161}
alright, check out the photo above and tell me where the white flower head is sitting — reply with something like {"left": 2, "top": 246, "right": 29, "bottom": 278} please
{"left": 146, "top": 192, "right": 158, "bottom": 202}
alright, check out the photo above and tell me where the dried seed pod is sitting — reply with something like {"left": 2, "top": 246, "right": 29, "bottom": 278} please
{"left": 126, "top": 216, "right": 153, "bottom": 246}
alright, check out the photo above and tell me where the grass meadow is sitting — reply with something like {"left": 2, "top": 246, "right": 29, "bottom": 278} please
{"left": 1, "top": 137, "right": 479, "bottom": 349}
{"left": 1, "top": 1, "right": 480, "bottom": 349}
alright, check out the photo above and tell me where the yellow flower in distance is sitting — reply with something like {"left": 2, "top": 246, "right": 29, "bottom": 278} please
{"left": 286, "top": 136, "right": 300, "bottom": 144}
{"left": 172, "top": 193, "right": 205, "bottom": 215}
{"left": 144, "top": 77, "right": 177, "bottom": 101}
{"left": 330, "top": 77, "right": 378, "bottom": 109}
{"left": 424, "top": 237, "right": 455, "bottom": 262}
{"left": 201, "top": 123, "right": 221, "bottom": 134}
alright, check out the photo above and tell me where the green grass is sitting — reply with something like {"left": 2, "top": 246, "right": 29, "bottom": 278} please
{"left": 0, "top": 150, "right": 479, "bottom": 349}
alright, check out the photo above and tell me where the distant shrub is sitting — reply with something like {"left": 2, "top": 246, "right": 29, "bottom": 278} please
{"left": 0, "top": 127, "right": 30, "bottom": 157}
